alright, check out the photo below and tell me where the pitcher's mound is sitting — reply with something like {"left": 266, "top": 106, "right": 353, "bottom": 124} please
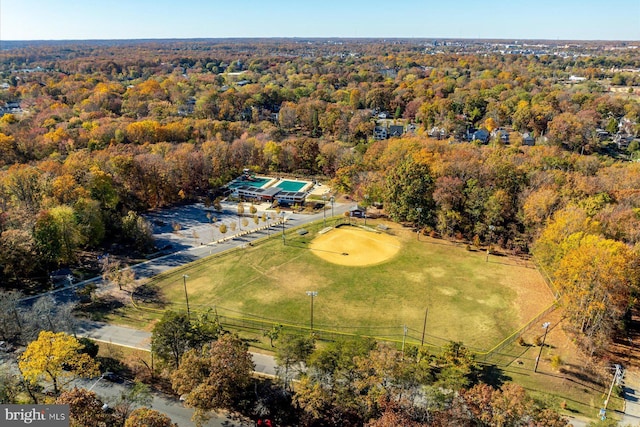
{"left": 309, "top": 225, "right": 401, "bottom": 266}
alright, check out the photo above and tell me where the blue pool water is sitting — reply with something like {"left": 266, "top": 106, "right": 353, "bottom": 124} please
{"left": 276, "top": 180, "right": 307, "bottom": 192}
{"left": 228, "top": 177, "right": 271, "bottom": 189}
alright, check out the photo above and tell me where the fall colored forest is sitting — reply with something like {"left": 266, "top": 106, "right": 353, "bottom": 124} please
{"left": 1, "top": 39, "right": 639, "bottom": 361}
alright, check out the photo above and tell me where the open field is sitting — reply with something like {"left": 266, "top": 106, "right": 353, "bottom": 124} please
{"left": 132, "top": 220, "right": 554, "bottom": 351}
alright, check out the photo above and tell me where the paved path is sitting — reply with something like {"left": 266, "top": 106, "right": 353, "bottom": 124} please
{"left": 622, "top": 370, "right": 640, "bottom": 426}
{"left": 76, "top": 320, "right": 279, "bottom": 377}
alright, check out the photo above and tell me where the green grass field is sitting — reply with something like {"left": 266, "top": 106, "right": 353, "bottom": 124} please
{"left": 133, "top": 219, "right": 554, "bottom": 352}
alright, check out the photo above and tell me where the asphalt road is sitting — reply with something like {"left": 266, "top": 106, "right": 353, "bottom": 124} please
{"left": 73, "top": 376, "right": 251, "bottom": 427}
{"left": 76, "top": 320, "right": 279, "bottom": 377}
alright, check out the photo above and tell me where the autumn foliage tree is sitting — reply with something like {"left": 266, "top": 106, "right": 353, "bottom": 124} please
{"left": 170, "top": 333, "right": 254, "bottom": 425}
{"left": 125, "top": 408, "right": 177, "bottom": 427}
{"left": 19, "top": 331, "right": 100, "bottom": 395}
{"left": 56, "top": 387, "right": 117, "bottom": 427}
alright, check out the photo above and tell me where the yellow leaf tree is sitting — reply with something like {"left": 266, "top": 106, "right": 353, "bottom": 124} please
{"left": 554, "top": 233, "right": 639, "bottom": 354}
{"left": 19, "top": 331, "right": 100, "bottom": 395}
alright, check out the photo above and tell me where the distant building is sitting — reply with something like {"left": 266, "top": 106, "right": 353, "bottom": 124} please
{"left": 373, "top": 126, "right": 388, "bottom": 140}
{"left": 471, "top": 129, "right": 490, "bottom": 144}
{"left": 491, "top": 128, "right": 510, "bottom": 144}
{"left": 388, "top": 125, "right": 404, "bottom": 138}
{"left": 522, "top": 132, "right": 535, "bottom": 146}
{"left": 428, "top": 126, "right": 448, "bottom": 140}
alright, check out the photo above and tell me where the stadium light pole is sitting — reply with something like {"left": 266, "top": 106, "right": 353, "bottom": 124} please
{"left": 281, "top": 212, "right": 286, "bottom": 244}
{"left": 322, "top": 195, "right": 327, "bottom": 228}
{"left": 534, "top": 322, "right": 550, "bottom": 372}
{"left": 306, "top": 291, "right": 318, "bottom": 331}
{"left": 330, "top": 196, "right": 335, "bottom": 221}
{"left": 182, "top": 274, "right": 190, "bottom": 319}
{"left": 364, "top": 195, "right": 369, "bottom": 226}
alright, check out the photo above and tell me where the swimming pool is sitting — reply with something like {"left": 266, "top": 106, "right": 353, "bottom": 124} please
{"left": 276, "top": 180, "right": 308, "bottom": 192}
{"left": 228, "top": 176, "right": 271, "bottom": 189}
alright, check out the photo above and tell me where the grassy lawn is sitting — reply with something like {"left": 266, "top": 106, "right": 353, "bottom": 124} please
{"left": 96, "top": 217, "right": 617, "bottom": 422}
{"left": 131, "top": 219, "right": 554, "bottom": 352}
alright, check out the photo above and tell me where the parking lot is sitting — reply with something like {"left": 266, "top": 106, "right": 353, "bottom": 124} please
{"left": 144, "top": 201, "right": 280, "bottom": 253}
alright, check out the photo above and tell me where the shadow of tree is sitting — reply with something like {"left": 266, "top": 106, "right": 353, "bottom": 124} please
{"left": 132, "top": 284, "right": 167, "bottom": 309}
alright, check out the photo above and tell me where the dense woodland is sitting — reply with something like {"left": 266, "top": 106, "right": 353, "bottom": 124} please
{"left": 1, "top": 39, "right": 640, "bottom": 424}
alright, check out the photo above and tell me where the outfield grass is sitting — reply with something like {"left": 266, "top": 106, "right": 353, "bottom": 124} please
{"left": 133, "top": 220, "right": 554, "bottom": 351}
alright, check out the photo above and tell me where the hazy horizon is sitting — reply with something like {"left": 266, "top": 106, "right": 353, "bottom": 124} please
{"left": 2, "top": 0, "right": 639, "bottom": 42}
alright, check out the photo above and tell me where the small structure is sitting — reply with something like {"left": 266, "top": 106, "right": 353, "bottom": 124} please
{"left": 275, "top": 190, "right": 307, "bottom": 206}
{"left": 373, "top": 126, "right": 388, "bottom": 140}
{"left": 428, "top": 126, "right": 448, "bottom": 140}
{"left": 492, "top": 128, "right": 510, "bottom": 144}
{"left": 349, "top": 206, "right": 366, "bottom": 218}
{"left": 471, "top": 129, "right": 490, "bottom": 144}
{"left": 388, "top": 125, "right": 404, "bottom": 138}
{"left": 522, "top": 132, "right": 535, "bottom": 146}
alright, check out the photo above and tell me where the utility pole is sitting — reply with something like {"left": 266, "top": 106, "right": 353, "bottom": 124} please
{"left": 401, "top": 325, "right": 408, "bottom": 358}
{"left": 330, "top": 196, "right": 335, "bottom": 222}
{"left": 281, "top": 213, "right": 286, "bottom": 244}
{"left": 602, "top": 364, "right": 623, "bottom": 420}
{"left": 534, "top": 322, "right": 550, "bottom": 373}
{"left": 306, "top": 291, "right": 317, "bottom": 331}
{"left": 421, "top": 308, "right": 428, "bottom": 346}
{"left": 322, "top": 196, "right": 326, "bottom": 227}
{"left": 182, "top": 274, "right": 190, "bottom": 319}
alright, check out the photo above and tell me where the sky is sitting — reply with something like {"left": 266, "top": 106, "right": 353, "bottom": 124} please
{"left": 1, "top": 0, "right": 639, "bottom": 41}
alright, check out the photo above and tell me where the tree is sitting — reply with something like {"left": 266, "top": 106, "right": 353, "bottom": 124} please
{"left": 113, "top": 381, "right": 153, "bottom": 423}
{"left": 554, "top": 233, "right": 638, "bottom": 354}
{"left": 151, "top": 311, "right": 194, "bottom": 369}
{"left": 0, "top": 229, "right": 38, "bottom": 279}
{"left": 275, "top": 334, "right": 315, "bottom": 390}
{"left": 125, "top": 408, "right": 177, "bottom": 427}
{"left": 56, "top": 387, "right": 117, "bottom": 427}
{"left": 121, "top": 211, "right": 154, "bottom": 253}
{"left": 49, "top": 205, "right": 83, "bottom": 264}
{"left": 384, "top": 158, "right": 435, "bottom": 225}
{"left": 0, "top": 366, "right": 23, "bottom": 404}
{"left": 435, "top": 341, "right": 479, "bottom": 391}
{"left": 102, "top": 258, "right": 136, "bottom": 291}
{"left": 19, "top": 331, "right": 100, "bottom": 395}
{"left": 171, "top": 334, "right": 254, "bottom": 425}
{"left": 0, "top": 290, "right": 23, "bottom": 342}
{"left": 33, "top": 210, "right": 63, "bottom": 267}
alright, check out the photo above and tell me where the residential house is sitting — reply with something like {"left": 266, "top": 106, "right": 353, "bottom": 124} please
{"left": 388, "top": 125, "right": 404, "bottom": 138}
{"left": 373, "top": 126, "right": 388, "bottom": 140}
{"left": 614, "top": 133, "right": 634, "bottom": 150}
{"left": 522, "top": 132, "right": 535, "bottom": 146}
{"left": 471, "top": 129, "right": 490, "bottom": 144}
{"left": 428, "top": 126, "right": 448, "bottom": 140}
{"left": 491, "top": 128, "right": 510, "bottom": 144}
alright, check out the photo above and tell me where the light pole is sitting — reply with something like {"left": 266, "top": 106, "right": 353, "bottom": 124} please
{"left": 306, "top": 291, "right": 318, "bottom": 331}
{"left": 486, "top": 225, "right": 495, "bottom": 262}
{"left": 416, "top": 207, "right": 423, "bottom": 240}
{"left": 534, "top": 322, "right": 550, "bottom": 373}
{"left": 182, "top": 274, "right": 190, "bottom": 319}
{"left": 330, "top": 196, "right": 335, "bottom": 222}
{"left": 364, "top": 195, "right": 369, "bottom": 226}
{"left": 281, "top": 213, "right": 286, "bottom": 244}
{"left": 322, "top": 195, "right": 327, "bottom": 228}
